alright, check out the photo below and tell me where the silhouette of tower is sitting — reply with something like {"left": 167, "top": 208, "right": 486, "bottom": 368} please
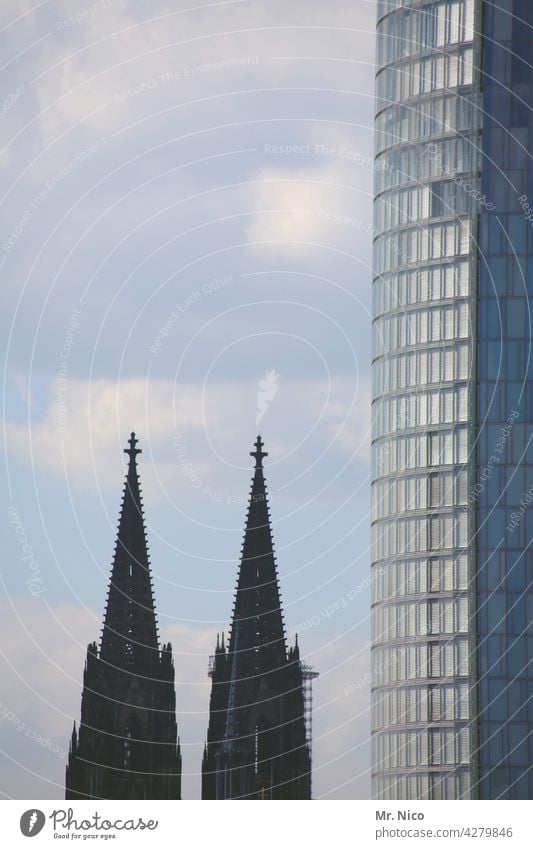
{"left": 66, "top": 433, "right": 181, "bottom": 799}
{"left": 202, "top": 436, "right": 314, "bottom": 799}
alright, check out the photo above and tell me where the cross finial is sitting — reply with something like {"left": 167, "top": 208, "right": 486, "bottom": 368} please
{"left": 124, "top": 432, "right": 142, "bottom": 462}
{"left": 250, "top": 434, "right": 268, "bottom": 468}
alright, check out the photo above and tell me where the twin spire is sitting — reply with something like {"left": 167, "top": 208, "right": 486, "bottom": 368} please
{"left": 68, "top": 430, "right": 313, "bottom": 800}
{"left": 101, "top": 431, "right": 270, "bottom": 672}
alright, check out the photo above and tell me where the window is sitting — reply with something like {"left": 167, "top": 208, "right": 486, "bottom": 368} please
{"left": 429, "top": 473, "right": 440, "bottom": 507}
{"left": 429, "top": 432, "right": 440, "bottom": 465}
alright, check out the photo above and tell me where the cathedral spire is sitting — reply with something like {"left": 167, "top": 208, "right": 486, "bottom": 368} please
{"left": 202, "top": 435, "right": 313, "bottom": 799}
{"left": 66, "top": 433, "right": 181, "bottom": 800}
{"left": 227, "top": 434, "right": 286, "bottom": 687}
{"left": 100, "top": 432, "right": 159, "bottom": 670}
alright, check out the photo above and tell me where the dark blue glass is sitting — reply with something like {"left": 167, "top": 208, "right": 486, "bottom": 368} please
{"left": 478, "top": 0, "right": 533, "bottom": 800}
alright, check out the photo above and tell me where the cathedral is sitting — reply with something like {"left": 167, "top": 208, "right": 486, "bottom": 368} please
{"left": 202, "top": 436, "right": 313, "bottom": 799}
{"left": 67, "top": 434, "right": 315, "bottom": 800}
{"left": 66, "top": 434, "right": 182, "bottom": 799}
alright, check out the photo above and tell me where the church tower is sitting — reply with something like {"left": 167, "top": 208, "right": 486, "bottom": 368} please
{"left": 66, "top": 433, "right": 182, "bottom": 799}
{"left": 202, "top": 436, "right": 315, "bottom": 799}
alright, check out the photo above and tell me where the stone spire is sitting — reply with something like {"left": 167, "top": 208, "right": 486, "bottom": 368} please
{"left": 202, "top": 436, "right": 313, "bottom": 799}
{"left": 66, "top": 433, "right": 181, "bottom": 800}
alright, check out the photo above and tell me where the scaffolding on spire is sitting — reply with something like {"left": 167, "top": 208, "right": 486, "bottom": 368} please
{"left": 301, "top": 663, "right": 319, "bottom": 748}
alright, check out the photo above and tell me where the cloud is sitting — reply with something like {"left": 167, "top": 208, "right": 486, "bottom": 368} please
{"left": 3, "top": 0, "right": 376, "bottom": 170}
{"left": 244, "top": 140, "right": 373, "bottom": 250}
{"left": 0, "top": 0, "right": 376, "bottom": 801}
{"left": 5, "top": 376, "right": 207, "bottom": 493}
{"left": 244, "top": 165, "right": 341, "bottom": 247}
{"left": 5, "top": 373, "right": 369, "bottom": 503}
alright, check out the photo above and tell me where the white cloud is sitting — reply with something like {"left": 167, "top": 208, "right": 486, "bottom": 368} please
{"left": 243, "top": 143, "right": 373, "bottom": 249}
{"left": 6, "top": 373, "right": 369, "bottom": 497}
{"left": 0, "top": 0, "right": 376, "bottom": 801}
{"left": 244, "top": 165, "right": 339, "bottom": 247}
{"left": 3, "top": 0, "right": 376, "bottom": 167}
{"left": 5, "top": 376, "right": 207, "bottom": 493}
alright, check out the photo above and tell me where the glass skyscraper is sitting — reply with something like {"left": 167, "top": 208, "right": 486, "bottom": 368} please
{"left": 372, "top": 0, "right": 533, "bottom": 799}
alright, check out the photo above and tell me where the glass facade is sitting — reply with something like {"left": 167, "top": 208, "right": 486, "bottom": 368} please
{"left": 371, "top": 0, "right": 481, "bottom": 799}
{"left": 373, "top": 0, "right": 533, "bottom": 800}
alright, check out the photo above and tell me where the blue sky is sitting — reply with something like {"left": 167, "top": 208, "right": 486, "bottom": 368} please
{"left": 0, "top": 0, "right": 376, "bottom": 799}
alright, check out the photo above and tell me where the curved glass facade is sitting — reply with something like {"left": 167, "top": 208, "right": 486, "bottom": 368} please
{"left": 371, "top": 0, "right": 481, "bottom": 799}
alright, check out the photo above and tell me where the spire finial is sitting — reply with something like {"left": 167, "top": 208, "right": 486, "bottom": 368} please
{"left": 250, "top": 434, "right": 268, "bottom": 468}
{"left": 125, "top": 432, "right": 142, "bottom": 463}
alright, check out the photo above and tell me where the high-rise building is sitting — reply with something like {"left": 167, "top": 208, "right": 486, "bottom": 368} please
{"left": 372, "top": 0, "right": 533, "bottom": 799}
{"left": 66, "top": 434, "right": 181, "bottom": 799}
{"left": 202, "top": 436, "right": 314, "bottom": 799}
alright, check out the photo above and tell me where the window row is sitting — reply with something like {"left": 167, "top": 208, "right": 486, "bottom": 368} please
{"left": 372, "top": 469, "right": 469, "bottom": 521}
{"left": 376, "top": 183, "right": 431, "bottom": 232}
{"left": 377, "top": 0, "right": 460, "bottom": 19}
{"left": 372, "top": 426, "right": 469, "bottom": 476}
{"left": 372, "top": 511, "right": 468, "bottom": 560}
{"left": 373, "top": 726, "right": 470, "bottom": 770}
{"left": 372, "top": 637, "right": 470, "bottom": 685}
{"left": 375, "top": 177, "right": 478, "bottom": 236}
{"left": 377, "top": 0, "right": 475, "bottom": 66}
{"left": 372, "top": 555, "right": 469, "bottom": 603}
{"left": 373, "top": 769, "right": 471, "bottom": 801}
{"left": 373, "top": 300, "right": 471, "bottom": 356}
{"left": 373, "top": 384, "right": 469, "bottom": 439}
{"left": 376, "top": 92, "right": 480, "bottom": 154}
{"left": 377, "top": 0, "right": 415, "bottom": 20}
{"left": 372, "top": 681, "right": 470, "bottom": 730}
{"left": 372, "top": 595, "right": 469, "bottom": 642}
{"left": 373, "top": 260, "right": 471, "bottom": 314}
{"left": 373, "top": 342, "right": 471, "bottom": 397}
{"left": 376, "top": 47, "right": 473, "bottom": 113}
{"left": 374, "top": 218, "right": 471, "bottom": 275}
{"left": 375, "top": 134, "right": 481, "bottom": 194}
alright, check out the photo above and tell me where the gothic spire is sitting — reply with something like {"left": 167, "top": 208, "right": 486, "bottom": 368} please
{"left": 100, "top": 432, "right": 159, "bottom": 670}
{"left": 202, "top": 435, "right": 313, "bottom": 799}
{"left": 67, "top": 432, "right": 182, "bottom": 800}
{"left": 227, "top": 434, "right": 286, "bottom": 674}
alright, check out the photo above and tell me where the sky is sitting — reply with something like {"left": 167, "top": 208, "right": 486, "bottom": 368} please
{"left": 0, "top": 0, "right": 377, "bottom": 800}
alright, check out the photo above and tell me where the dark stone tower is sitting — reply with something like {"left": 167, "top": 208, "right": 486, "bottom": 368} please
{"left": 202, "top": 436, "right": 314, "bottom": 799}
{"left": 66, "top": 433, "right": 181, "bottom": 799}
